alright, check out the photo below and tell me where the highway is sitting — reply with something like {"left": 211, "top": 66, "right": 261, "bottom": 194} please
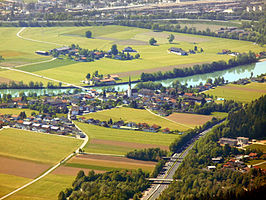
{"left": 142, "top": 121, "right": 224, "bottom": 200}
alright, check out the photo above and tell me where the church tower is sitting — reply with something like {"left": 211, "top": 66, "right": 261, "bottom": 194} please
{"left": 127, "top": 76, "right": 132, "bottom": 98}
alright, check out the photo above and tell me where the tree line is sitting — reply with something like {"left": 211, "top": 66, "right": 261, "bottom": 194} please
{"left": 0, "top": 81, "right": 62, "bottom": 89}
{"left": 140, "top": 52, "right": 257, "bottom": 82}
{"left": 126, "top": 148, "right": 167, "bottom": 162}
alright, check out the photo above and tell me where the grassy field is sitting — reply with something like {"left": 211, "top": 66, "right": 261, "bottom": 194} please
{"left": 204, "top": 82, "right": 266, "bottom": 102}
{"left": 75, "top": 121, "right": 179, "bottom": 155}
{"left": 1, "top": 26, "right": 264, "bottom": 85}
{"left": 245, "top": 144, "right": 266, "bottom": 153}
{"left": 166, "top": 112, "right": 227, "bottom": 128}
{"left": 0, "top": 108, "right": 38, "bottom": 116}
{"left": 0, "top": 174, "right": 31, "bottom": 198}
{"left": 0, "top": 128, "right": 82, "bottom": 164}
{"left": 81, "top": 107, "right": 189, "bottom": 131}
{"left": 5, "top": 174, "right": 74, "bottom": 200}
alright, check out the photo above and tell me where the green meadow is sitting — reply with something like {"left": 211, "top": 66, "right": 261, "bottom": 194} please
{"left": 82, "top": 107, "right": 189, "bottom": 131}
{"left": 75, "top": 121, "right": 179, "bottom": 155}
{"left": 0, "top": 174, "right": 32, "bottom": 198}
{"left": 0, "top": 108, "right": 38, "bottom": 116}
{"left": 204, "top": 82, "right": 266, "bottom": 103}
{"left": 0, "top": 26, "right": 265, "bottom": 85}
{"left": 0, "top": 128, "right": 82, "bottom": 164}
{"left": 5, "top": 174, "right": 74, "bottom": 200}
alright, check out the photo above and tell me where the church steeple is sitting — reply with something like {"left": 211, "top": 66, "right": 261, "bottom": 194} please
{"left": 127, "top": 76, "right": 132, "bottom": 98}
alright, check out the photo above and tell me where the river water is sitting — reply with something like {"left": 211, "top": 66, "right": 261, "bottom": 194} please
{"left": 0, "top": 61, "right": 265, "bottom": 97}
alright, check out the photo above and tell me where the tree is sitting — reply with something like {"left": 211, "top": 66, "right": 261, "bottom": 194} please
{"left": 111, "top": 44, "right": 118, "bottom": 55}
{"left": 85, "top": 30, "right": 92, "bottom": 38}
{"left": 194, "top": 46, "right": 198, "bottom": 51}
{"left": 86, "top": 73, "right": 91, "bottom": 80}
{"left": 149, "top": 38, "right": 157, "bottom": 45}
{"left": 0, "top": 55, "right": 4, "bottom": 61}
{"left": 168, "top": 34, "right": 175, "bottom": 43}
{"left": 19, "top": 111, "right": 27, "bottom": 119}
{"left": 135, "top": 53, "right": 140, "bottom": 59}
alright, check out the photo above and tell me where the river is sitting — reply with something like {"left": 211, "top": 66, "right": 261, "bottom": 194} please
{"left": 0, "top": 61, "right": 265, "bottom": 97}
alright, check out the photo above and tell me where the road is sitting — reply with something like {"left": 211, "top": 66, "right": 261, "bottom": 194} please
{"left": 143, "top": 121, "right": 224, "bottom": 200}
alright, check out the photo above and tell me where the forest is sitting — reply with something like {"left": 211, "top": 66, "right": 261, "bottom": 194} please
{"left": 58, "top": 169, "right": 149, "bottom": 200}
{"left": 159, "top": 95, "right": 266, "bottom": 200}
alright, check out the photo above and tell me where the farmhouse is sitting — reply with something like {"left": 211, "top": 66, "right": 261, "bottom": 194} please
{"left": 123, "top": 47, "right": 137, "bottom": 53}
{"left": 35, "top": 50, "right": 49, "bottom": 56}
{"left": 219, "top": 137, "right": 237, "bottom": 146}
{"left": 168, "top": 47, "right": 188, "bottom": 56}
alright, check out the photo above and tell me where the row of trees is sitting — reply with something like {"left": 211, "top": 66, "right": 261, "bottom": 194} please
{"left": 140, "top": 52, "right": 257, "bottom": 82}
{"left": 0, "top": 81, "right": 62, "bottom": 89}
{"left": 126, "top": 148, "right": 167, "bottom": 162}
{"left": 58, "top": 169, "right": 149, "bottom": 200}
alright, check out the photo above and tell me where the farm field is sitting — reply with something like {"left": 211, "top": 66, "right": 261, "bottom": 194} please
{"left": 81, "top": 107, "right": 190, "bottom": 131}
{"left": 75, "top": 121, "right": 179, "bottom": 155}
{"left": 1, "top": 26, "right": 265, "bottom": 85}
{"left": 204, "top": 82, "right": 266, "bottom": 102}
{"left": 0, "top": 173, "right": 31, "bottom": 198}
{"left": 5, "top": 174, "right": 75, "bottom": 200}
{"left": 0, "top": 128, "right": 83, "bottom": 164}
{"left": 65, "top": 154, "right": 156, "bottom": 173}
{"left": 166, "top": 112, "right": 227, "bottom": 128}
{"left": 0, "top": 108, "right": 38, "bottom": 116}
{"left": 0, "top": 69, "right": 58, "bottom": 85}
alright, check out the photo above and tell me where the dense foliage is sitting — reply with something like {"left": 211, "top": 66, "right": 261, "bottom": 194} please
{"left": 59, "top": 169, "right": 149, "bottom": 200}
{"left": 0, "top": 81, "right": 62, "bottom": 89}
{"left": 126, "top": 148, "right": 167, "bottom": 162}
{"left": 226, "top": 95, "right": 266, "bottom": 139}
{"left": 159, "top": 95, "right": 266, "bottom": 200}
{"left": 140, "top": 52, "right": 257, "bottom": 82}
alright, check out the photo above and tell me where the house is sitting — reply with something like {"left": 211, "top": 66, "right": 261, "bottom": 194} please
{"left": 237, "top": 137, "right": 249, "bottom": 146}
{"left": 162, "top": 128, "right": 170, "bottom": 134}
{"left": 219, "top": 137, "right": 237, "bottom": 146}
{"left": 35, "top": 50, "right": 49, "bottom": 56}
{"left": 212, "top": 157, "right": 223, "bottom": 163}
{"left": 168, "top": 47, "right": 188, "bottom": 56}
{"left": 207, "top": 166, "right": 216, "bottom": 171}
{"left": 123, "top": 47, "right": 137, "bottom": 52}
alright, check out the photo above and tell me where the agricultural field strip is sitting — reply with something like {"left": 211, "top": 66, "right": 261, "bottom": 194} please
{"left": 0, "top": 122, "right": 89, "bottom": 200}
{"left": 0, "top": 65, "right": 87, "bottom": 91}
{"left": 144, "top": 107, "right": 193, "bottom": 129}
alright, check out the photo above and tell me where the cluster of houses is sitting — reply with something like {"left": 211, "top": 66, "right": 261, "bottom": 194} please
{"left": 217, "top": 49, "right": 239, "bottom": 56}
{"left": 215, "top": 27, "right": 250, "bottom": 38}
{"left": 83, "top": 74, "right": 120, "bottom": 86}
{"left": 78, "top": 116, "right": 172, "bottom": 133}
{"left": 36, "top": 46, "right": 138, "bottom": 63}
{"left": 208, "top": 152, "right": 265, "bottom": 173}
{"left": 233, "top": 77, "right": 265, "bottom": 85}
{"left": 0, "top": 113, "right": 85, "bottom": 138}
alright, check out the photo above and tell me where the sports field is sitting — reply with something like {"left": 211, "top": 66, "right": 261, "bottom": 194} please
{"left": 75, "top": 121, "right": 179, "bottom": 155}
{"left": 1, "top": 26, "right": 265, "bottom": 85}
{"left": 204, "top": 82, "right": 266, "bottom": 102}
{"left": 81, "top": 107, "right": 190, "bottom": 131}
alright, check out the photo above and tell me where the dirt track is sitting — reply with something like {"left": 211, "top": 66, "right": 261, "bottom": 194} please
{"left": 0, "top": 156, "right": 50, "bottom": 179}
{"left": 90, "top": 138, "right": 169, "bottom": 151}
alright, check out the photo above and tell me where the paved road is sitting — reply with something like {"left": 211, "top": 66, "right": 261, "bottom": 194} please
{"left": 143, "top": 121, "right": 224, "bottom": 200}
